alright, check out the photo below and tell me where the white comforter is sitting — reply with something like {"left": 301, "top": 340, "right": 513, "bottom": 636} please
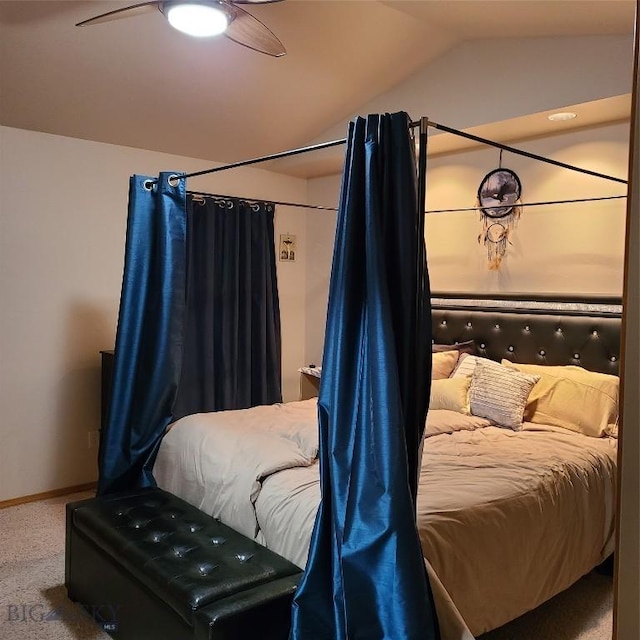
{"left": 152, "top": 399, "right": 319, "bottom": 540}
{"left": 152, "top": 399, "right": 617, "bottom": 637}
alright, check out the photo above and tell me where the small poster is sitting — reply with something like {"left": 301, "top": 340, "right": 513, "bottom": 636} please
{"left": 279, "top": 234, "right": 296, "bottom": 262}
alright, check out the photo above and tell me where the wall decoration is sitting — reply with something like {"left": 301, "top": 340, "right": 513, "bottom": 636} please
{"left": 476, "top": 167, "right": 522, "bottom": 270}
{"left": 279, "top": 234, "right": 297, "bottom": 262}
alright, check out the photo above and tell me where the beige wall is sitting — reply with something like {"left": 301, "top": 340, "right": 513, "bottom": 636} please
{"left": 305, "top": 176, "right": 339, "bottom": 367}
{"left": 0, "top": 126, "right": 307, "bottom": 502}
{"left": 305, "top": 33, "right": 634, "bottom": 363}
{"left": 424, "top": 122, "right": 628, "bottom": 294}
{"left": 304, "top": 121, "right": 629, "bottom": 362}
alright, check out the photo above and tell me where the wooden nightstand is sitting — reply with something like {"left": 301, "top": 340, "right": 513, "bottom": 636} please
{"left": 298, "top": 366, "right": 321, "bottom": 400}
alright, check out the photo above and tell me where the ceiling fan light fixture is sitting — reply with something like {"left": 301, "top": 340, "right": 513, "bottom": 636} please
{"left": 166, "top": 2, "right": 229, "bottom": 38}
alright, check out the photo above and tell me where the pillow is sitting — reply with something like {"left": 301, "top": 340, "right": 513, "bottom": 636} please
{"left": 429, "top": 377, "right": 470, "bottom": 414}
{"left": 469, "top": 359, "right": 540, "bottom": 430}
{"left": 501, "top": 361, "right": 619, "bottom": 438}
{"left": 432, "top": 350, "right": 460, "bottom": 380}
{"left": 433, "top": 339, "right": 476, "bottom": 356}
{"left": 451, "top": 353, "right": 494, "bottom": 379}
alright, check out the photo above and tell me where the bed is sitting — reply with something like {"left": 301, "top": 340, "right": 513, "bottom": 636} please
{"left": 152, "top": 294, "right": 621, "bottom": 637}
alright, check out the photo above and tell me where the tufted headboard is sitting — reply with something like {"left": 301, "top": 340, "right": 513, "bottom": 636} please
{"left": 431, "top": 293, "right": 622, "bottom": 376}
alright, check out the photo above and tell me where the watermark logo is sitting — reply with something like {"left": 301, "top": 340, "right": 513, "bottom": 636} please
{"left": 3, "top": 603, "right": 120, "bottom": 632}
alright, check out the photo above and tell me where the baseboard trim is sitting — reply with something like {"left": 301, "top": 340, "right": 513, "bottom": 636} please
{"left": 0, "top": 482, "right": 97, "bottom": 509}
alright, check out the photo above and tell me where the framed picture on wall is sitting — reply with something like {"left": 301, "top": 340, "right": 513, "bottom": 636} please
{"left": 279, "top": 234, "right": 297, "bottom": 262}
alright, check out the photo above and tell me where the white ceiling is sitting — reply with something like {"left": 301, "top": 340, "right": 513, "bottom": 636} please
{"left": 0, "top": 1, "right": 636, "bottom": 177}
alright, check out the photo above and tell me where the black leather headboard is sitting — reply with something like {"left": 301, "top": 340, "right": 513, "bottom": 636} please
{"left": 431, "top": 293, "right": 622, "bottom": 375}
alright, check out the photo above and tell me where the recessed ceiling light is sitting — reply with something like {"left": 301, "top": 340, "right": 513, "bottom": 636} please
{"left": 547, "top": 112, "right": 578, "bottom": 122}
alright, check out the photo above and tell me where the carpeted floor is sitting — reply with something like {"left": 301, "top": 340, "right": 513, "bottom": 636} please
{"left": 0, "top": 491, "right": 107, "bottom": 640}
{"left": 0, "top": 492, "right": 614, "bottom": 640}
{"left": 477, "top": 571, "right": 613, "bottom": 640}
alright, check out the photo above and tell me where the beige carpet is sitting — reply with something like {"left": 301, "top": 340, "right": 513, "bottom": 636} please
{"left": 0, "top": 492, "right": 614, "bottom": 640}
{"left": 477, "top": 571, "right": 613, "bottom": 640}
{"left": 0, "top": 491, "right": 108, "bottom": 640}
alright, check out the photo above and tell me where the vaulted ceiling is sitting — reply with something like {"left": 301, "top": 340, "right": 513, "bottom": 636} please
{"left": 0, "top": 1, "right": 636, "bottom": 173}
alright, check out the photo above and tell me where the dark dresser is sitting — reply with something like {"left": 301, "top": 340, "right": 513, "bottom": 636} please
{"left": 100, "top": 350, "right": 115, "bottom": 432}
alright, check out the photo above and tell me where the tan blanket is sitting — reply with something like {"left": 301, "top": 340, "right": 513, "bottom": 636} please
{"left": 417, "top": 422, "right": 616, "bottom": 635}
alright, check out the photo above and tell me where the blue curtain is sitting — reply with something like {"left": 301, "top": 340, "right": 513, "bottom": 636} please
{"left": 290, "top": 113, "right": 439, "bottom": 639}
{"left": 97, "top": 173, "right": 186, "bottom": 496}
{"left": 172, "top": 196, "right": 282, "bottom": 418}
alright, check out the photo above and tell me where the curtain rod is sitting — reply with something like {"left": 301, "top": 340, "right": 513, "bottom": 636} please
{"left": 187, "top": 191, "right": 626, "bottom": 214}
{"left": 175, "top": 137, "right": 347, "bottom": 182}
{"left": 165, "top": 121, "right": 422, "bottom": 184}
{"left": 187, "top": 191, "right": 337, "bottom": 211}
{"left": 428, "top": 122, "right": 628, "bottom": 185}
{"left": 154, "top": 118, "right": 627, "bottom": 185}
{"left": 425, "top": 194, "right": 627, "bottom": 214}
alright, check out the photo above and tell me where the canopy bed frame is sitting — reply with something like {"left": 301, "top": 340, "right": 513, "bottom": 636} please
{"left": 74, "top": 114, "right": 626, "bottom": 640}
{"left": 155, "top": 118, "right": 625, "bottom": 635}
{"left": 164, "top": 116, "right": 627, "bottom": 206}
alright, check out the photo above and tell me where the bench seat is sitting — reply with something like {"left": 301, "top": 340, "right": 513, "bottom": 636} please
{"left": 65, "top": 487, "right": 302, "bottom": 640}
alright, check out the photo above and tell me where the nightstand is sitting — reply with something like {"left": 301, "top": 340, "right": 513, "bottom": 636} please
{"left": 298, "top": 366, "right": 321, "bottom": 400}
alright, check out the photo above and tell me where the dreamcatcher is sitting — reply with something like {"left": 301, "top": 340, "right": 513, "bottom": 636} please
{"left": 476, "top": 156, "right": 522, "bottom": 270}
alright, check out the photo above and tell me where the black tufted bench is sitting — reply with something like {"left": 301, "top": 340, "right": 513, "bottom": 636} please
{"left": 65, "top": 487, "right": 302, "bottom": 640}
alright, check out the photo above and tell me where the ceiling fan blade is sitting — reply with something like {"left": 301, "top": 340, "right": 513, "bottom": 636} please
{"left": 225, "top": 4, "right": 286, "bottom": 57}
{"left": 75, "top": 1, "right": 161, "bottom": 27}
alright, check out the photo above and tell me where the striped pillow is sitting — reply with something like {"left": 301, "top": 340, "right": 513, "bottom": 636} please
{"left": 451, "top": 354, "right": 491, "bottom": 379}
{"left": 470, "top": 359, "right": 540, "bottom": 430}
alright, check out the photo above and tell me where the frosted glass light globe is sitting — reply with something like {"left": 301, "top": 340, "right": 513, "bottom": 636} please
{"left": 166, "top": 3, "right": 229, "bottom": 38}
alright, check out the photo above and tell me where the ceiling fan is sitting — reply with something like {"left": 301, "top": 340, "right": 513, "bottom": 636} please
{"left": 76, "top": 0, "right": 286, "bottom": 57}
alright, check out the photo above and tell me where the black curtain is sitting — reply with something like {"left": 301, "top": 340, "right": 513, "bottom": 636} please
{"left": 172, "top": 195, "right": 282, "bottom": 419}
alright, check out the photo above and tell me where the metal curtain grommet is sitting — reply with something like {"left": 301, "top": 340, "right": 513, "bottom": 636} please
{"left": 142, "top": 179, "right": 154, "bottom": 191}
{"left": 167, "top": 174, "right": 180, "bottom": 188}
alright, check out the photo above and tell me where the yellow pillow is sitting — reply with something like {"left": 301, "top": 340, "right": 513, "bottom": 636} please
{"left": 432, "top": 350, "right": 460, "bottom": 380}
{"left": 429, "top": 377, "right": 471, "bottom": 414}
{"left": 501, "top": 361, "right": 619, "bottom": 438}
